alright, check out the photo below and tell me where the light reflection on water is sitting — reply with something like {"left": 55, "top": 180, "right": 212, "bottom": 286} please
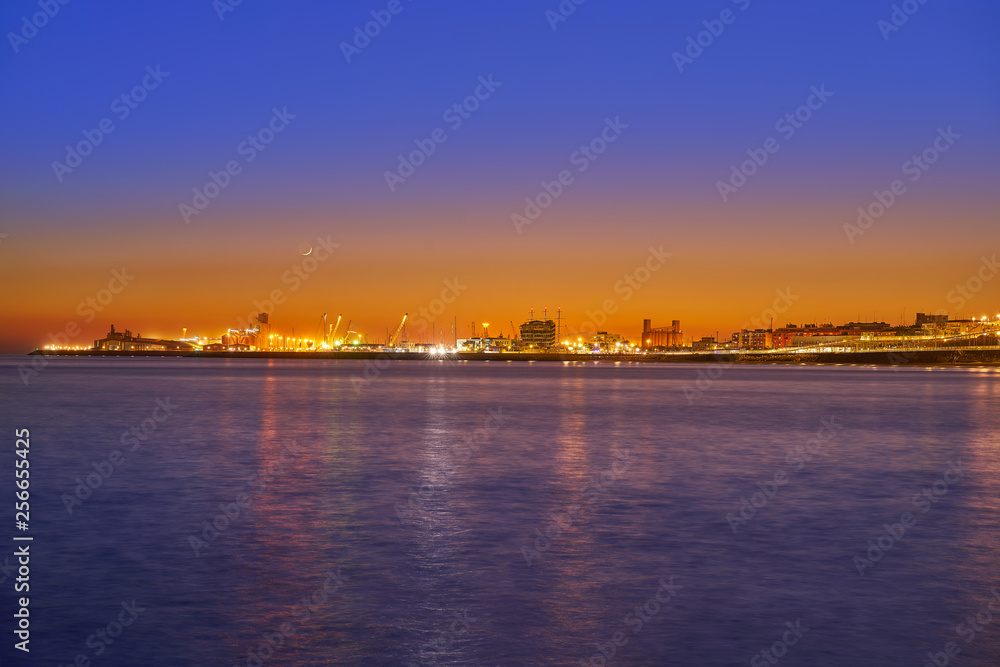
{"left": 2, "top": 358, "right": 999, "bottom": 666}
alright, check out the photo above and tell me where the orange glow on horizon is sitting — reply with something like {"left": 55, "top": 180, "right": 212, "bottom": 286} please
{"left": 1, "top": 200, "right": 997, "bottom": 353}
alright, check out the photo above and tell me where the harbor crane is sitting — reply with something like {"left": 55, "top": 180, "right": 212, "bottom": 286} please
{"left": 329, "top": 314, "right": 343, "bottom": 346}
{"left": 317, "top": 313, "right": 328, "bottom": 347}
{"left": 388, "top": 313, "right": 408, "bottom": 348}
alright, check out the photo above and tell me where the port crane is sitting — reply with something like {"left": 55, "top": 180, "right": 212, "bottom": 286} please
{"left": 388, "top": 313, "right": 408, "bottom": 348}
{"left": 316, "top": 313, "right": 328, "bottom": 347}
{"left": 328, "top": 314, "right": 343, "bottom": 346}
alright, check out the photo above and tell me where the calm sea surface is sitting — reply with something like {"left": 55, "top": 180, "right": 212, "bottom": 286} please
{"left": 2, "top": 357, "right": 999, "bottom": 666}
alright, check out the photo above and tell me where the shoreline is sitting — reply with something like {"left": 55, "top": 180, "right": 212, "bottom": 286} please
{"left": 27, "top": 348, "right": 1000, "bottom": 366}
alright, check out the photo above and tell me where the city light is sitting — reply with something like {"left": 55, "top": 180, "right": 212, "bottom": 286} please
{"left": 38, "top": 310, "right": 1000, "bottom": 356}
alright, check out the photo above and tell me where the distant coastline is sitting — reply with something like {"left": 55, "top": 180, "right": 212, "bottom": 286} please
{"left": 28, "top": 348, "right": 1000, "bottom": 366}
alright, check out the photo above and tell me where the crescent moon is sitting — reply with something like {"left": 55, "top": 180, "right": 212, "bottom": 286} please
{"left": 298, "top": 243, "right": 313, "bottom": 256}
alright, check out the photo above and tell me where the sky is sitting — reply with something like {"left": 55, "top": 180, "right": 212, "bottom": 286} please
{"left": 1, "top": 0, "right": 998, "bottom": 351}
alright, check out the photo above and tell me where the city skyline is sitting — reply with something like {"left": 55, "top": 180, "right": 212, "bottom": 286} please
{"left": 3, "top": 3, "right": 1000, "bottom": 665}
{"left": 5, "top": 230, "right": 998, "bottom": 354}
{"left": 40, "top": 306, "right": 1000, "bottom": 355}
{"left": 2, "top": 1, "right": 998, "bottom": 352}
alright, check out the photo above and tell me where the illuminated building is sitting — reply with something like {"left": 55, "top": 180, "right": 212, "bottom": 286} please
{"left": 737, "top": 329, "right": 773, "bottom": 350}
{"left": 692, "top": 336, "right": 717, "bottom": 351}
{"left": 915, "top": 312, "right": 948, "bottom": 326}
{"left": 93, "top": 324, "right": 196, "bottom": 351}
{"left": 772, "top": 322, "right": 893, "bottom": 349}
{"left": 641, "top": 319, "right": 682, "bottom": 348}
{"left": 591, "top": 331, "right": 626, "bottom": 352}
{"left": 459, "top": 334, "right": 518, "bottom": 352}
{"left": 519, "top": 319, "right": 556, "bottom": 349}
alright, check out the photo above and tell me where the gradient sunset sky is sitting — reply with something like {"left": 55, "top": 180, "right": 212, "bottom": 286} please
{"left": 1, "top": 0, "right": 998, "bottom": 352}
